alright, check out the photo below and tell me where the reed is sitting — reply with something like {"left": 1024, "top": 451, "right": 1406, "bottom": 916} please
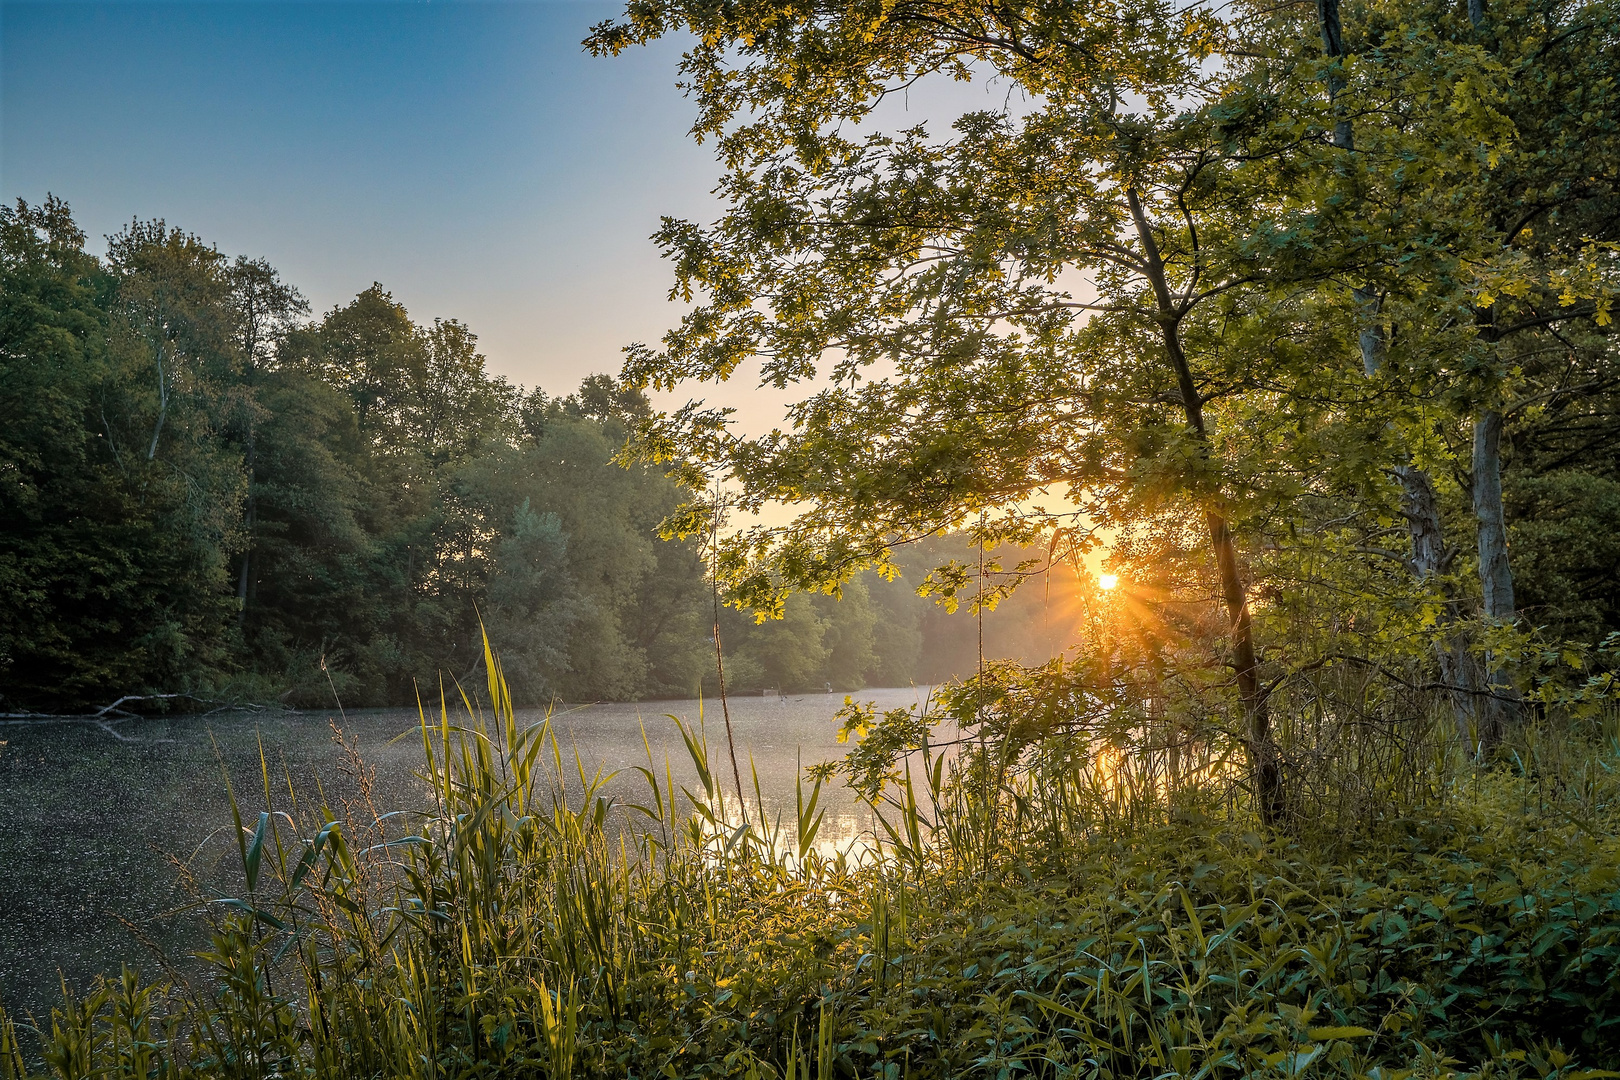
{"left": 4, "top": 636, "right": 1618, "bottom": 1079}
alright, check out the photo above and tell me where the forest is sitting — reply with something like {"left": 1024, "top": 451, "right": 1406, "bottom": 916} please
{"left": 0, "top": 198, "right": 1070, "bottom": 714}
{"left": 5, "top": 0, "right": 1620, "bottom": 1073}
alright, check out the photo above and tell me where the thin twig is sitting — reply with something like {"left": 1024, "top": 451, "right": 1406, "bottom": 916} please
{"left": 711, "top": 481, "right": 748, "bottom": 826}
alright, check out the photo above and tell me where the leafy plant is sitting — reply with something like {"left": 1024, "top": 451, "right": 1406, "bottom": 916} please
{"left": 4, "top": 636, "right": 1617, "bottom": 1078}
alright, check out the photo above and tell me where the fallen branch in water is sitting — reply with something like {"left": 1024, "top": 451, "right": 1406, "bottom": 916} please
{"left": 2, "top": 692, "right": 278, "bottom": 719}
{"left": 0, "top": 694, "right": 279, "bottom": 737}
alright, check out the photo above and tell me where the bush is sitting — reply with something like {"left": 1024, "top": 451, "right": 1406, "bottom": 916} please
{"left": 4, "top": 645, "right": 1618, "bottom": 1079}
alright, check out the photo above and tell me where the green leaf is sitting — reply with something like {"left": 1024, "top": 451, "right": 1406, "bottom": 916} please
{"left": 244, "top": 810, "right": 268, "bottom": 892}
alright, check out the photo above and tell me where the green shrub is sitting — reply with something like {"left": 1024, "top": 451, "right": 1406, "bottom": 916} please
{"left": 4, "top": 645, "right": 1618, "bottom": 1079}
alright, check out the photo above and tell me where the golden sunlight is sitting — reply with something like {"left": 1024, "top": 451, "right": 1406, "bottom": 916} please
{"left": 1098, "top": 573, "right": 1119, "bottom": 590}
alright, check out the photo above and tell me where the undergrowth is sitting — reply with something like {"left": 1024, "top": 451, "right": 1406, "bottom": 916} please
{"left": 3, "top": 639, "right": 1618, "bottom": 1079}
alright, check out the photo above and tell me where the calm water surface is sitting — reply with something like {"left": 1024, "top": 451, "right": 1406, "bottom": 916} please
{"left": 0, "top": 687, "right": 937, "bottom": 1017}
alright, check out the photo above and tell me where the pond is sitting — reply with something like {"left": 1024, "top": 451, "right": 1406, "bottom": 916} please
{"left": 0, "top": 686, "right": 941, "bottom": 1019}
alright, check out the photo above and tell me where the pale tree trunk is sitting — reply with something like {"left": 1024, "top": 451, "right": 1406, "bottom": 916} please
{"left": 1395, "top": 464, "right": 1482, "bottom": 740}
{"left": 147, "top": 344, "right": 169, "bottom": 461}
{"left": 1329, "top": 0, "right": 1487, "bottom": 746}
{"left": 1471, "top": 410, "right": 1519, "bottom": 748}
{"left": 1360, "top": 309, "right": 1484, "bottom": 741}
{"left": 237, "top": 459, "right": 255, "bottom": 625}
{"left": 1465, "top": 0, "right": 1518, "bottom": 752}
{"left": 237, "top": 312, "right": 260, "bottom": 627}
{"left": 1127, "top": 189, "right": 1281, "bottom": 825}
{"left": 1316, "top": 0, "right": 1354, "bottom": 150}
{"left": 236, "top": 535, "right": 252, "bottom": 614}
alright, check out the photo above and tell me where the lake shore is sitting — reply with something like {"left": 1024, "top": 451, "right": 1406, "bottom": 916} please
{"left": 0, "top": 687, "right": 939, "bottom": 1019}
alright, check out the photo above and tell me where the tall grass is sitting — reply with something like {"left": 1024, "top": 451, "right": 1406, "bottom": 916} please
{"left": 4, "top": 636, "right": 1619, "bottom": 1079}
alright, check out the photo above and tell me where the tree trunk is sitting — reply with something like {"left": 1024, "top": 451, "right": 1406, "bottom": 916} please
{"left": 237, "top": 489, "right": 255, "bottom": 625}
{"left": 147, "top": 344, "right": 168, "bottom": 461}
{"left": 1472, "top": 412, "right": 1514, "bottom": 620}
{"left": 1322, "top": 0, "right": 1508, "bottom": 757}
{"left": 1316, "top": 0, "right": 1354, "bottom": 149}
{"left": 236, "top": 388, "right": 257, "bottom": 625}
{"left": 1127, "top": 188, "right": 1280, "bottom": 825}
{"left": 1208, "top": 507, "right": 1280, "bottom": 823}
{"left": 1395, "top": 464, "right": 1481, "bottom": 741}
{"left": 1471, "top": 409, "right": 1519, "bottom": 748}
{"left": 1354, "top": 252, "right": 1485, "bottom": 743}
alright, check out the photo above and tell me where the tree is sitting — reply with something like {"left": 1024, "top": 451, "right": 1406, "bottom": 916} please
{"left": 225, "top": 257, "right": 307, "bottom": 622}
{"left": 0, "top": 197, "right": 127, "bottom": 708}
{"left": 1, "top": 199, "right": 728, "bottom": 710}
{"left": 591, "top": 0, "right": 1620, "bottom": 811}
{"left": 486, "top": 499, "right": 580, "bottom": 704}
{"left": 240, "top": 365, "right": 381, "bottom": 702}
{"left": 0, "top": 203, "right": 245, "bottom": 708}
{"left": 1293, "top": 0, "right": 1620, "bottom": 745}
{"left": 590, "top": 0, "right": 1340, "bottom": 820}
{"left": 817, "top": 575, "right": 879, "bottom": 690}
{"left": 481, "top": 382, "right": 709, "bottom": 700}
{"left": 743, "top": 592, "right": 831, "bottom": 692}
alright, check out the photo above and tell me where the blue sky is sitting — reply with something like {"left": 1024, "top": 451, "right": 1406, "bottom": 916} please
{"left": 1, "top": 0, "right": 718, "bottom": 395}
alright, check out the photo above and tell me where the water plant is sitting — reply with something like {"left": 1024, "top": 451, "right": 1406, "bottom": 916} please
{"left": 4, "top": 636, "right": 1619, "bottom": 1078}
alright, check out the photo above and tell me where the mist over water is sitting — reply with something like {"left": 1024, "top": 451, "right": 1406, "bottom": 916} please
{"left": 0, "top": 687, "right": 937, "bottom": 1018}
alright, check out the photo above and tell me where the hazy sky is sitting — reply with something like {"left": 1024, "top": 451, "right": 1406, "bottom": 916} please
{"left": 2, "top": 0, "right": 722, "bottom": 398}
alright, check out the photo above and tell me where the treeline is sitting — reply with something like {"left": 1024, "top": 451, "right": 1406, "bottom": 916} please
{"left": 0, "top": 198, "right": 1066, "bottom": 711}
{"left": 712, "top": 532, "right": 1085, "bottom": 697}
